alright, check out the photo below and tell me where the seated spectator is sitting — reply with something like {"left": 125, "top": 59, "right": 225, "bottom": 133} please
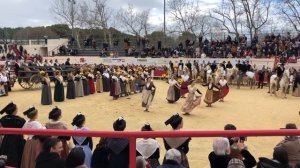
{"left": 106, "top": 117, "right": 129, "bottom": 168}
{"left": 257, "top": 147, "right": 289, "bottom": 168}
{"left": 208, "top": 137, "right": 256, "bottom": 168}
{"left": 275, "top": 123, "right": 300, "bottom": 167}
{"left": 65, "top": 147, "right": 87, "bottom": 168}
{"left": 136, "top": 156, "right": 147, "bottom": 168}
{"left": 35, "top": 138, "right": 64, "bottom": 168}
{"left": 91, "top": 138, "right": 110, "bottom": 168}
{"left": 227, "top": 158, "right": 245, "bottom": 168}
{"left": 157, "top": 148, "right": 185, "bottom": 168}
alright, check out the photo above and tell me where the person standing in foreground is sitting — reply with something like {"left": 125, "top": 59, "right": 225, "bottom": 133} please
{"left": 0, "top": 102, "right": 26, "bottom": 167}
{"left": 181, "top": 80, "right": 202, "bottom": 115}
{"left": 164, "top": 114, "right": 191, "bottom": 168}
{"left": 142, "top": 77, "right": 156, "bottom": 112}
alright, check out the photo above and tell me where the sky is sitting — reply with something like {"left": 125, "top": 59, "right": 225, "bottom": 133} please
{"left": 0, "top": 0, "right": 219, "bottom": 28}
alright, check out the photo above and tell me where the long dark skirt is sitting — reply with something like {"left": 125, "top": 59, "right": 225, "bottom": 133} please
{"left": 103, "top": 77, "right": 110, "bottom": 92}
{"left": 54, "top": 82, "right": 65, "bottom": 102}
{"left": 66, "top": 80, "right": 76, "bottom": 99}
{"left": 82, "top": 79, "right": 90, "bottom": 96}
{"left": 41, "top": 84, "right": 52, "bottom": 105}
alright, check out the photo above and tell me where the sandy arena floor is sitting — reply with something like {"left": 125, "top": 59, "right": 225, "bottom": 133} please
{"left": 1, "top": 80, "right": 300, "bottom": 167}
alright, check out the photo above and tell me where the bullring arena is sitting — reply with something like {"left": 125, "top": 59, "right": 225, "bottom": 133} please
{"left": 1, "top": 56, "right": 300, "bottom": 167}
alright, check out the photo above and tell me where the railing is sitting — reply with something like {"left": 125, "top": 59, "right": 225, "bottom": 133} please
{"left": 1, "top": 128, "right": 300, "bottom": 168}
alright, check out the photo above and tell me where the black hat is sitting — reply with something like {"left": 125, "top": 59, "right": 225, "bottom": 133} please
{"left": 141, "top": 122, "right": 153, "bottom": 131}
{"left": 0, "top": 102, "right": 17, "bottom": 115}
{"left": 113, "top": 117, "right": 126, "bottom": 131}
{"left": 165, "top": 113, "right": 183, "bottom": 129}
{"left": 71, "top": 113, "right": 85, "bottom": 127}
{"left": 48, "top": 107, "right": 62, "bottom": 120}
{"left": 285, "top": 123, "right": 297, "bottom": 129}
{"left": 23, "top": 106, "right": 37, "bottom": 117}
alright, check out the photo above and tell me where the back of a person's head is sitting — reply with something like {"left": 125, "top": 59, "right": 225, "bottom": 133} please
{"left": 136, "top": 156, "right": 146, "bottom": 168}
{"left": 42, "top": 137, "right": 61, "bottom": 153}
{"left": 65, "top": 147, "right": 85, "bottom": 168}
{"left": 227, "top": 158, "right": 245, "bottom": 168}
{"left": 224, "top": 124, "right": 237, "bottom": 130}
{"left": 273, "top": 147, "right": 289, "bottom": 166}
{"left": 165, "top": 148, "right": 181, "bottom": 164}
{"left": 213, "top": 137, "right": 230, "bottom": 156}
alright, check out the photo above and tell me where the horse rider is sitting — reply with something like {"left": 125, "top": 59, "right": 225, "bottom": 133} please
{"left": 276, "top": 63, "right": 285, "bottom": 91}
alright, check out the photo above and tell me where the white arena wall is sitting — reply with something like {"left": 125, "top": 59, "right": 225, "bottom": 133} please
{"left": 43, "top": 56, "right": 300, "bottom": 70}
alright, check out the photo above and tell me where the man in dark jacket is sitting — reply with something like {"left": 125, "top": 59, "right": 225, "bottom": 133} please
{"left": 157, "top": 149, "right": 185, "bottom": 168}
{"left": 35, "top": 138, "right": 65, "bottom": 168}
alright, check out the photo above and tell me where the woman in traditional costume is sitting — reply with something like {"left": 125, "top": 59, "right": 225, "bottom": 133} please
{"left": 20, "top": 106, "right": 44, "bottom": 168}
{"left": 45, "top": 107, "right": 70, "bottom": 160}
{"left": 110, "top": 73, "right": 121, "bottom": 100}
{"left": 203, "top": 77, "right": 220, "bottom": 107}
{"left": 75, "top": 72, "right": 84, "bottom": 97}
{"left": 136, "top": 123, "right": 160, "bottom": 168}
{"left": 41, "top": 72, "right": 52, "bottom": 105}
{"left": 0, "top": 102, "right": 26, "bottom": 167}
{"left": 181, "top": 80, "right": 202, "bottom": 115}
{"left": 142, "top": 77, "right": 156, "bottom": 112}
{"left": 66, "top": 71, "right": 76, "bottom": 99}
{"left": 292, "top": 72, "right": 300, "bottom": 97}
{"left": 166, "top": 75, "right": 180, "bottom": 103}
{"left": 54, "top": 71, "right": 65, "bottom": 102}
{"left": 91, "top": 138, "right": 110, "bottom": 168}
{"left": 95, "top": 71, "right": 103, "bottom": 93}
{"left": 102, "top": 70, "right": 110, "bottom": 92}
{"left": 163, "top": 114, "right": 191, "bottom": 168}
{"left": 106, "top": 117, "right": 129, "bottom": 168}
{"left": 180, "top": 71, "right": 190, "bottom": 98}
{"left": 71, "top": 113, "right": 93, "bottom": 168}
{"left": 88, "top": 71, "right": 96, "bottom": 94}
{"left": 82, "top": 74, "right": 90, "bottom": 96}
{"left": 218, "top": 75, "right": 229, "bottom": 102}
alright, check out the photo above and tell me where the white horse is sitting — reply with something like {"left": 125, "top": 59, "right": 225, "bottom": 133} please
{"left": 226, "top": 67, "right": 238, "bottom": 85}
{"left": 279, "top": 70, "right": 290, "bottom": 98}
{"left": 269, "top": 74, "right": 278, "bottom": 96}
{"left": 245, "top": 71, "right": 256, "bottom": 90}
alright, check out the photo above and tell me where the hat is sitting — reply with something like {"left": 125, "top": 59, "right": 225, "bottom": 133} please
{"left": 48, "top": 107, "right": 62, "bottom": 120}
{"left": 285, "top": 123, "right": 297, "bottom": 129}
{"left": 141, "top": 122, "right": 153, "bottom": 131}
{"left": 0, "top": 102, "right": 17, "bottom": 115}
{"left": 23, "top": 106, "right": 37, "bottom": 117}
{"left": 71, "top": 113, "right": 85, "bottom": 127}
{"left": 165, "top": 113, "right": 183, "bottom": 129}
{"left": 113, "top": 117, "right": 126, "bottom": 131}
{"left": 227, "top": 158, "right": 245, "bottom": 168}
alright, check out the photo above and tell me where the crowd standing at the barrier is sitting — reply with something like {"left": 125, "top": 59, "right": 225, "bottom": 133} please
{"left": 1, "top": 102, "right": 300, "bottom": 168}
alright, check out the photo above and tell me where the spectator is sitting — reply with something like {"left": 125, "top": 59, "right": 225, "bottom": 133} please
{"left": 136, "top": 156, "right": 147, "bottom": 168}
{"left": 45, "top": 107, "right": 70, "bottom": 159}
{"left": 0, "top": 102, "right": 26, "bottom": 167}
{"left": 136, "top": 123, "right": 160, "bottom": 168}
{"left": 227, "top": 158, "right": 245, "bottom": 168}
{"left": 71, "top": 113, "right": 93, "bottom": 167}
{"left": 35, "top": 138, "right": 64, "bottom": 168}
{"left": 257, "top": 147, "right": 289, "bottom": 168}
{"left": 91, "top": 138, "right": 110, "bottom": 168}
{"left": 157, "top": 149, "right": 185, "bottom": 168}
{"left": 275, "top": 123, "right": 300, "bottom": 167}
{"left": 106, "top": 117, "right": 129, "bottom": 168}
{"left": 65, "top": 147, "right": 87, "bottom": 168}
{"left": 208, "top": 137, "right": 256, "bottom": 168}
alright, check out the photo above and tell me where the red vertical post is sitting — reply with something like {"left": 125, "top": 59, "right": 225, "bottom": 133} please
{"left": 129, "top": 137, "right": 136, "bottom": 168}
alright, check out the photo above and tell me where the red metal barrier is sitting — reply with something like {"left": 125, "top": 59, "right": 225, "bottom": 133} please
{"left": 1, "top": 128, "right": 300, "bottom": 168}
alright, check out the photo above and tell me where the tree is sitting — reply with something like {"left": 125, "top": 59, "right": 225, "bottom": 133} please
{"left": 50, "top": 0, "right": 81, "bottom": 47}
{"left": 241, "top": 0, "right": 271, "bottom": 41}
{"left": 279, "top": 0, "right": 300, "bottom": 32}
{"left": 210, "top": 0, "right": 244, "bottom": 39}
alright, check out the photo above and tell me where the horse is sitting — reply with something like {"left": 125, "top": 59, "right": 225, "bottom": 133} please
{"left": 245, "top": 71, "right": 256, "bottom": 90}
{"left": 226, "top": 68, "right": 238, "bottom": 85}
{"left": 279, "top": 70, "right": 290, "bottom": 98}
{"left": 269, "top": 74, "right": 278, "bottom": 96}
